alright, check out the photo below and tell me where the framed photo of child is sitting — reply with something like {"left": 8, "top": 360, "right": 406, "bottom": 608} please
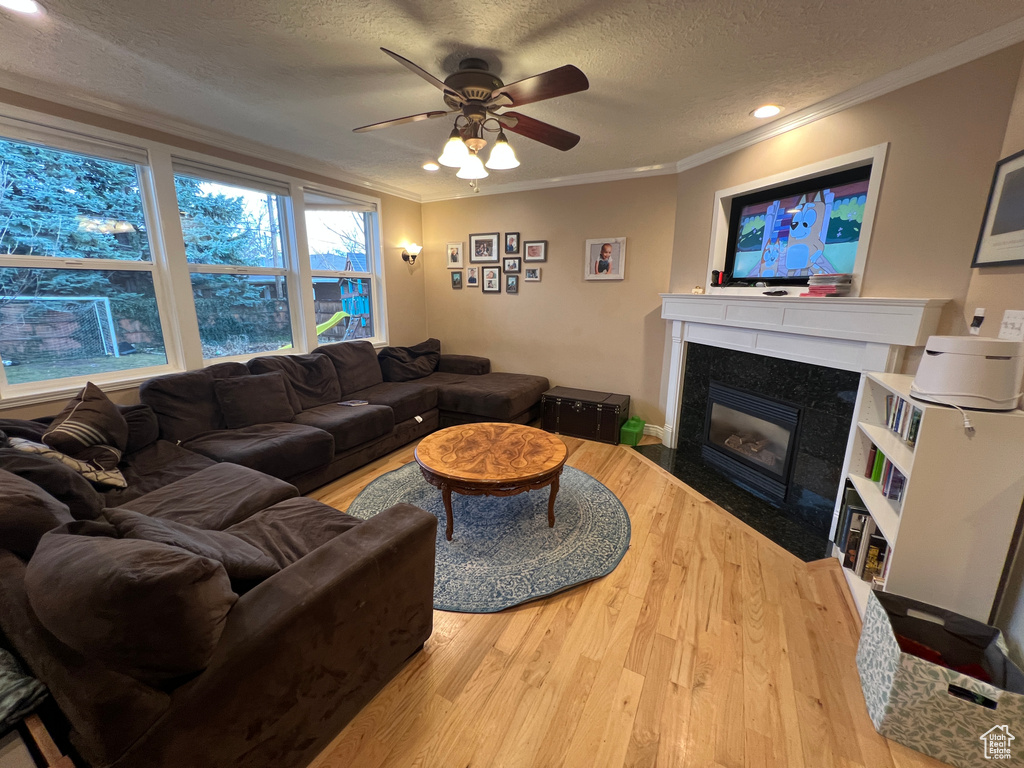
{"left": 446, "top": 242, "right": 464, "bottom": 269}
{"left": 584, "top": 237, "right": 625, "bottom": 280}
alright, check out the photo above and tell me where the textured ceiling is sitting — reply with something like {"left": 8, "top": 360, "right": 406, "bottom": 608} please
{"left": 1, "top": 0, "right": 1023, "bottom": 200}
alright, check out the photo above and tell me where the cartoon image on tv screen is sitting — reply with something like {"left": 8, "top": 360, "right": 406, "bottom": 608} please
{"left": 733, "top": 180, "right": 869, "bottom": 278}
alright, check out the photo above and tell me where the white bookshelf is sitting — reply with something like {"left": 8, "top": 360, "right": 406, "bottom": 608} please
{"left": 831, "top": 372, "right": 1024, "bottom": 622}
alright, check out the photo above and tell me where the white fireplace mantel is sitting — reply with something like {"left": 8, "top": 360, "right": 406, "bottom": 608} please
{"left": 659, "top": 294, "right": 948, "bottom": 447}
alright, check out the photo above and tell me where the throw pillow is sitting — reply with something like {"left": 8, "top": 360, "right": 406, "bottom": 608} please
{"left": 213, "top": 372, "right": 296, "bottom": 429}
{"left": 105, "top": 508, "right": 280, "bottom": 582}
{"left": 0, "top": 468, "right": 74, "bottom": 559}
{"left": 377, "top": 338, "right": 441, "bottom": 382}
{"left": 0, "top": 449, "right": 104, "bottom": 520}
{"left": 25, "top": 525, "right": 237, "bottom": 684}
{"left": 247, "top": 354, "right": 342, "bottom": 411}
{"left": 43, "top": 383, "right": 129, "bottom": 470}
{"left": 6, "top": 438, "right": 127, "bottom": 488}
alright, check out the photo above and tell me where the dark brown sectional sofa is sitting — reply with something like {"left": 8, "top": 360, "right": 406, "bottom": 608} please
{"left": 0, "top": 339, "right": 550, "bottom": 768}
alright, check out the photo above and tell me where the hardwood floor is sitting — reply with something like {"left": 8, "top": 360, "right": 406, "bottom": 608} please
{"left": 307, "top": 437, "right": 945, "bottom": 768}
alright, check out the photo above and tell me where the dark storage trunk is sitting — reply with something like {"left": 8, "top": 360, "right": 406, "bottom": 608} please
{"left": 541, "top": 387, "right": 630, "bottom": 445}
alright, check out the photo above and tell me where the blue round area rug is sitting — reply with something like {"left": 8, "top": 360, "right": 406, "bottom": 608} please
{"left": 346, "top": 462, "right": 631, "bottom": 613}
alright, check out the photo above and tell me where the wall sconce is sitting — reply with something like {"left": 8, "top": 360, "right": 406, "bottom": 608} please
{"left": 402, "top": 243, "right": 422, "bottom": 265}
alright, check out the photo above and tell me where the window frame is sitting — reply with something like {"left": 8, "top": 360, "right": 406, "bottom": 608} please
{"left": 299, "top": 186, "right": 388, "bottom": 348}
{"left": 171, "top": 161, "right": 300, "bottom": 363}
{"left": 0, "top": 121, "right": 180, "bottom": 402}
{"left": 0, "top": 107, "right": 390, "bottom": 407}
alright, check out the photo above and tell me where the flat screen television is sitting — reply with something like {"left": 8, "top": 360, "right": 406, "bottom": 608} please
{"left": 722, "top": 164, "right": 872, "bottom": 286}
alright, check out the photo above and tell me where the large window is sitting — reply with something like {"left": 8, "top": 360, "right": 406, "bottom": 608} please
{"left": 304, "top": 191, "right": 383, "bottom": 344}
{"left": 173, "top": 166, "right": 293, "bottom": 358}
{"left": 0, "top": 117, "right": 389, "bottom": 402}
{"left": 0, "top": 137, "right": 168, "bottom": 387}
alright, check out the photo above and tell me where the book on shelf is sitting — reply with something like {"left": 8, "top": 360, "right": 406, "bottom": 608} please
{"left": 834, "top": 485, "right": 867, "bottom": 550}
{"left": 853, "top": 516, "right": 876, "bottom": 576}
{"left": 861, "top": 532, "right": 890, "bottom": 582}
{"left": 870, "top": 449, "right": 886, "bottom": 482}
{"left": 879, "top": 457, "right": 907, "bottom": 503}
{"left": 906, "top": 407, "right": 922, "bottom": 446}
{"left": 843, "top": 512, "right": 871, "bottom": 570}
{"left": 864, "top": 444, "right": 878, "bottom": 478}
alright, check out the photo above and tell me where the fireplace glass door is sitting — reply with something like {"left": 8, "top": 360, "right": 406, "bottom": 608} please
{"left": 707, "top": 402, "right": 791, "bottom": 478}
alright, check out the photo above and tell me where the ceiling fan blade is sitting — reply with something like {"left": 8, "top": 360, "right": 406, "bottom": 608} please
{"left": 353, "top": 110, "right": 451, "bottom": 133}
{"left": 498, "top": 112, "right": 580, "bottom": 151}
{"left": 380, "top": 48, "right": 466, "bottom": 105}
{"left": 489, "top": 65, "right": 589, "bottom": 108}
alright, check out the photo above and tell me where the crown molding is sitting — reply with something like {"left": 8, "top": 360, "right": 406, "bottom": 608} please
{"left": 674, "top": 17, "right": 1024, "bottom": 174}
{"left": 0, "top": 72, "right": 424, "bottom": 203}
{"left": 418, "top": 162, "right": 678, "bottom": 203}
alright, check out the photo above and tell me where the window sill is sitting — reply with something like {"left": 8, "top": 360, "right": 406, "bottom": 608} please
{"left": 0, "top": 370, "right": 173, "bottom": 411}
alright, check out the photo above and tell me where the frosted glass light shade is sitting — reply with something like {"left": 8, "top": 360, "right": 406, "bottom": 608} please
{"left": 438, "top": 130, "right": 469, "bottom": 167}
{"left": 485, "top": 133, "right": 519, "bottom": 170}
{"left": 456, "top": 152, "right": 488, "bottom": 179}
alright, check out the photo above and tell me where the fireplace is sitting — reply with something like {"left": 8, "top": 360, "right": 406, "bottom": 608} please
{"left": 702, "top": 382, "right": 799, "bottom": 503}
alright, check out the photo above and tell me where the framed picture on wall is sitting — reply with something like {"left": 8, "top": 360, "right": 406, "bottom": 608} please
{"left": 451, "top": 271, "right": 462, "bottom": 289}
{"left": 503, "top": 257, "right": 521, "bottom": 273}
{"left": 584, "top": 237, "right": 626, "bottom": 280}
{"left": 446, "top": 242, "right": 464, "bottom": 269}
{"left": 505, "top": 232, "right": 520, "bottom": 254}
{"left": 466, "top": 266, "right": 480, "bottom": 287}
{"left": 470, "top": 233, "right": 500, "bottom": 263}
{"left": 973, "top": 147, "right": 1024, "bottom": 267}
{"left": 505, "top": 274, "right": 519, "bottom": 294}
{"left": 524, "top": 267, "right": 541, "bottom": 282}
{"left": 523, "top": 240, "right": 547, "bottom": 262}
{"left": 482, "top": 267, "right": 501, "bottom": 293}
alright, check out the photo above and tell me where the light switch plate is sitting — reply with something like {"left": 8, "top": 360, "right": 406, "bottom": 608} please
{"left": 998, "top": 310, "right": 1024, "bottom": 342}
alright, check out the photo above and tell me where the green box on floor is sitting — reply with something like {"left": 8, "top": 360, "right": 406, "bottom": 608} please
{"left": 620, "top": 417, "right": 645, "bottom": 446}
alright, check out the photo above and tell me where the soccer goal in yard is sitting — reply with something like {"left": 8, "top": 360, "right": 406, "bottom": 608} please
{"left": 0, "top": 296, "right": 121, "bottom": 364}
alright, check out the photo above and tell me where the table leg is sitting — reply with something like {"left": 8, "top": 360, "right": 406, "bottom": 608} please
{"left": 442, "top": 486, "right": 454, "bottom": 541}
{"left": 547, "top": 474, "right": 560, "bottom": 528}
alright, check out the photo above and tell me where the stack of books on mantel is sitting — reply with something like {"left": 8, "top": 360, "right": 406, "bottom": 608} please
{"left": 800, "top": 273, "right": 853, "bottom": 297}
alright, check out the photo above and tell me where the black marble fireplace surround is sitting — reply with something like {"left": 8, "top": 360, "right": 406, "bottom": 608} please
{"left": 636, "top": 343, "right": 859, "bottom": 561}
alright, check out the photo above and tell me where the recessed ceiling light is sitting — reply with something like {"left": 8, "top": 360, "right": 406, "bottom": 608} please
{"left": 0, "top": 0, "right": 41, "bottom": 13}
{"left": 422, "top": 162, "right": 439, "bottom": 171}
{"left": 751, "top": 105, "right": 782, "bottom": 119}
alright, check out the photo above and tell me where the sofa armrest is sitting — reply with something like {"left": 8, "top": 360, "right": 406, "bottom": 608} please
{"left": 438, "top": 354, "right": 490, "bottom": 375}
{"left": 111, "top": 503, "right": 436, "bottom": 768}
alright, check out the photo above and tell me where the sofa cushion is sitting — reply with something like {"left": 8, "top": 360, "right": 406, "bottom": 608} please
{"left": 225, "top": 497, "right": 362, "bottom": 568}
{"left": 100, "top": 440, "right": 217, "bottom": 508}
{"left": 291, "top": 403, "right": 394, "bottom": 452}
{"left": 437, "top": 372, "right": 550, "bottom": 420}
{"left": 377, "top": 338, "right": 441, "bottom": 382}
{"left": 247, "top": 354, "right": 342, "bottom": 411}
{"left": 348, "top": 381, "right": 439, "bottom": 424}
{"left": 0, "top": 418, "right": 48, "bottom": 442}
{"left": 0, "top": 469, "right": 74, "bottom": 559}
{"left": 314, "top": 340, "right": 383, "bottom": 395}
{"left": 139, "top": 362, "right": 249, "bottom": 443}
{"left": 106, "top": 509, "right": 280, "bottom": 582}
{"left": 0, "top": 450, "right": 104, "bottom": 520}
{"left": 108, "top": 462, "right": 298, "bottom": 531}
{"left": 438, "top": 354, "right": 490, "bottom": 376}
{"left": 119, "top": 404, "right": 161, "bottom": 455}
{"left": 184, "top": 422, "right": 333, "bottom": 483}
{"left": 213, "top": 372, "right": 295, "bottom": 429}
{"left": 43, "top": 383, "right": 128, "bottom": 470}
{"left": 25, "top": 524, "right": 237, "bottom": 684}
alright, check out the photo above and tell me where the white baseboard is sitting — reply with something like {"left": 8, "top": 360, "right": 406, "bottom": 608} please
{"left": 643, "top": 424, "right": 665, "bottom": 439}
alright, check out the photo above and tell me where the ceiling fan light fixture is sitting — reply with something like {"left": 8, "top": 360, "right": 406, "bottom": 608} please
{"left": 485, "top": 131, "right": 520, "bottom": 170}
{"left": 456, "top": 151, "right": 488, "bottom": 180}
{"left": 438, "top": 128, "right": 469, "bottom": 167}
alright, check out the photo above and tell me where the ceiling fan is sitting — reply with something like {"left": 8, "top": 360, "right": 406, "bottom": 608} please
{"left": 353, "top": 48, "right": 589, "bottom": 168}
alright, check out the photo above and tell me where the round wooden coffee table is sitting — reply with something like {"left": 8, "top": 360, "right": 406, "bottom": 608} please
{"left": 414, "top": 423, "right": 569, "bottom": 541}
